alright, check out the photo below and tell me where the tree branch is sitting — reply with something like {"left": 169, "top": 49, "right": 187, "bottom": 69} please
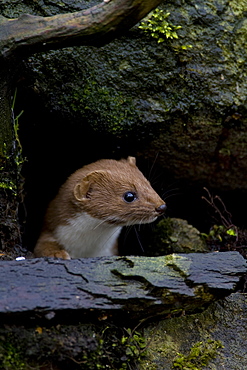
{"left": 0, "top": 0, "right": 163, "bottom": 59}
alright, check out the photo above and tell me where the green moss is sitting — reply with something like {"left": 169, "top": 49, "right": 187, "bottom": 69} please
{"left": 172, "top": 340, "right": 224, "bottom": 370}
{"left": 139, "top": 9, "right": 182, "bottom": 43}
{"left": 0, "top": 342, "right": 26, "bottom": 370}
{"left": 71, "top": 80, "right": 136, "bottom": 136}
{"left": 139, "top": 8, "right": 192, "bottom": 50}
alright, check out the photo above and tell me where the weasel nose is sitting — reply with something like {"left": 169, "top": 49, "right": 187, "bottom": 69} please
{"left": 156, "top": 204, "right": 167, "bottom": 214}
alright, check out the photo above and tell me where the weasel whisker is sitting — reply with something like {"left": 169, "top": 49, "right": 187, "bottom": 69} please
{"left": 134, "top": 226, "right": 145, "bottom": 253}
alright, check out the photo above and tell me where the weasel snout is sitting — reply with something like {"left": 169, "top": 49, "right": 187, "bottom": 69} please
{"left": 155, "top": 204, "right": 167, "bottom": 215}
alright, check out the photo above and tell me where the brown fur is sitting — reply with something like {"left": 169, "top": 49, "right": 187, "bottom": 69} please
{"left": 34, "top": 157, "right": 166, "bottom": 259}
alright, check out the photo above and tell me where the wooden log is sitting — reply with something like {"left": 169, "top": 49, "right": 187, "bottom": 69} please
{"left": 0, "top": 0, "right": 163, "bottom": 59}
{"left": 0, "top": 252, "right": 246, "bottom": 323}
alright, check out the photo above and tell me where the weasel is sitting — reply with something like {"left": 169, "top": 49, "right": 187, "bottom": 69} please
{"left": 34, "top": 156, "right": 166, "bottom": 259}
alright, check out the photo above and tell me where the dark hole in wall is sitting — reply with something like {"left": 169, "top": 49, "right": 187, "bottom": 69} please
{"left": 16, "top": 85, "right": 247, "bottom": 256}
{"left": 16, "top": 87, "right": 151, "bottom": 252}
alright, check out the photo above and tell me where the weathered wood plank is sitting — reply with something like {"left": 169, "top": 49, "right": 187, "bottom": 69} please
{"left": 0, "top": 252, "right": 246, "bottom": 321}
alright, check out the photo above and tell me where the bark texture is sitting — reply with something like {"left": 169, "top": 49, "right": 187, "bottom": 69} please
{"left": 0, "top": 0, "right": 163, "bottom": 59}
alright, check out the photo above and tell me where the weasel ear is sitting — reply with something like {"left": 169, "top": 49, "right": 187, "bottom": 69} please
{"left": 127, "top": 156, "right": 136, "bottom": 166}
{"left": 74, "top": 181, "right": 88, "bottom": 202}
{"left": 73, "top": 170, "right": 108, "bottom": 201}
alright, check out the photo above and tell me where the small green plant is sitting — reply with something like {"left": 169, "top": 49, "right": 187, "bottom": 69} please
{"left": 139, "top": 9, "right": 181, "bottom": 43}
{"left": 172, "top": 340, "right": 224, "bottom": 370}
{"left": 120, "top": 328, "right": 147, "bottom": 368}
{"left": 0, "top": 90, "right": 26, "bottom": 195}
{"left": 0, "top": 342, "right": 26, "bottom": 370}
{"left": 201, "top": 188, "right": 239, "bottom": 251}
{"left": 139, "top": 9, "right": 192, "bottom": 49}
{"left": 12, "top": 91, "right": 25, "bottom": 168}
{"left": 90, "top": 326, "right": 147, "bottom": 370}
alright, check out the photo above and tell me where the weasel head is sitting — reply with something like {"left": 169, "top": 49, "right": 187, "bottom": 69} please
{"left": 73, "top": 157, "right": 166, "bottom": 226}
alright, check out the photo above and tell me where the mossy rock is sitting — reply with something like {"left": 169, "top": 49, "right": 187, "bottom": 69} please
{"left": 2, "top": 0, "right": 247, "bottom": 190}
{"left": 148, "top": 218, "right": 209, "bottom": 255}
{"left": 141, "top": 293, "right": 247, "bottom": 370}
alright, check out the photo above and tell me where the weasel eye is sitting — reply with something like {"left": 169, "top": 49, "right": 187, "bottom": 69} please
{"left": 123, "top": 191, "right": 137, "bottom": 203}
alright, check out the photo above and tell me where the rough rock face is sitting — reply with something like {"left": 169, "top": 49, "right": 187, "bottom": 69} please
{"left": 144, "top": 0, "right": 247, "bottom": 191}
{"left": 1, "top": 1, "right": 247, "bottom": 192}
{"left": 142, "top": 293, "right": 247, "bottom": 370}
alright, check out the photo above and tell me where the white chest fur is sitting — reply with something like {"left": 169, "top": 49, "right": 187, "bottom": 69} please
{"left": 54, "top": 213, "right": 122, "bottom": 258}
